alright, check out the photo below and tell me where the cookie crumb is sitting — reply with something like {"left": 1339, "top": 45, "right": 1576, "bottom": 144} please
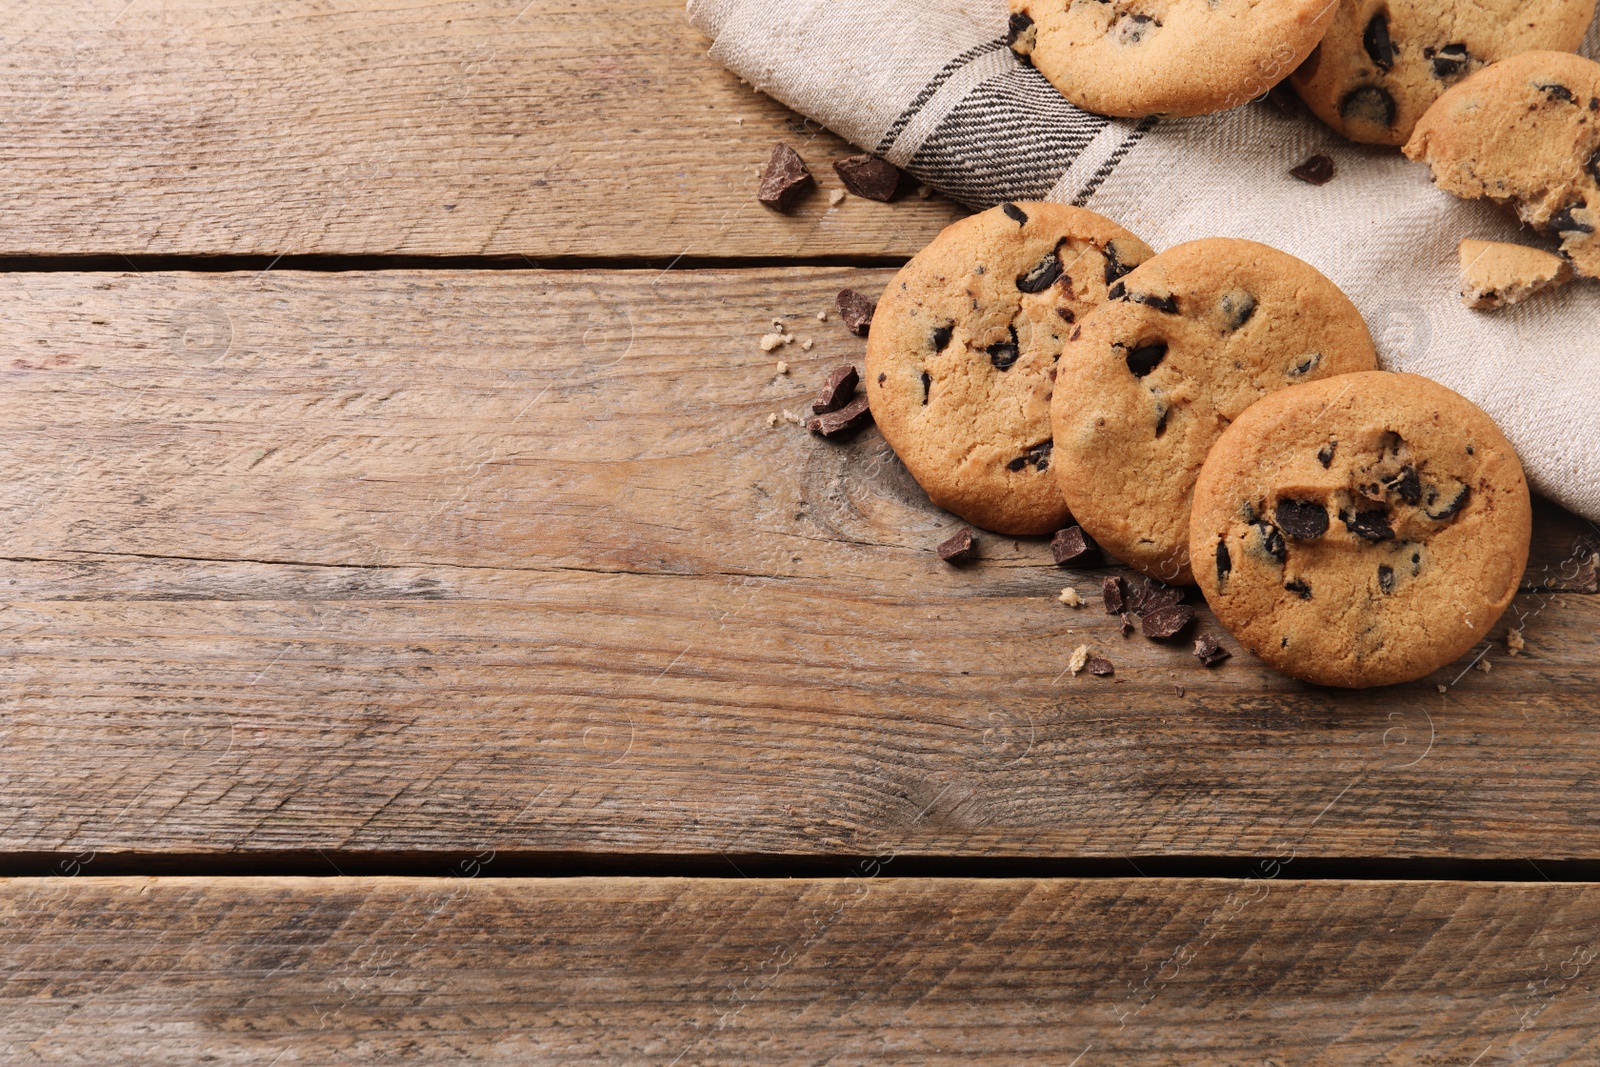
{"left": 938, "top": 527, "right": 976, "bottom": 564}
{"left": 1058, "top": 587, "right": 1082, "bottom": 607}
{"left": 829, "top": 189, "right": 846, "bottom": 207}
{"left": 759, "top": 333, "right": 785, "bottom": 352}
{"left": 817, "top": 311, "right": 828, "bottom": 322}
{"left": 780, "top": 409, "right": 801, "bottom": 425}
{"left": 916, "top": 184, "right": 933, "bottom": 199}
{"left": 775, "top": 360, "right": 789, "bottom": 375}
{"left": 1437, "top": 684, "right": 1448, "bottom": 694}
{"left": 1476, "top": 657, "right": 1492, "bottom": 673}
{"left": 1459, "top": 240, "right": 1572, "bottom": 310}
{"left": 801, "top": 339, "right": 814, "bottom": 351}
{"left": 1087, "top": 656, "right": 1114, "bottom": 677}
{"left": 1068, "top": 644, "right": 1090, "bottom": 675}
{"left": 1507, "top": 627, "right": 1525, "bottom": 655}
{"left": 766, "top": 412, "right": 778, "bottom": 428}
{"left": 772, "top": 318, "right": 785, "bottom": 330}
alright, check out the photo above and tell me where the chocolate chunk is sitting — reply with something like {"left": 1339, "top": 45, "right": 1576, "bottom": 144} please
{"left": 931, "top": 323, "right": 954, "bottom": 351}
{"left": 1288, "top": 352, "right": 1322, "bottom": 377}
{"left": 1342, "top": 508, "right": 1394, "bottom": 542}
{"left": 1219, "top": 289, "right": 1257, "bottom": 331}
{"left": 1104, "top": 240, "right": 1138, "bottom": 284}
{"left": 878, "top": 373, "right": 887, "bottom": 384}
{"left": 1284, "top": 578, "right": 1313, "bottom": 600}
{"left": 1102, "top": 575, "right": 1126, "bottom": 615}
{"left": 1264, "top": 82, "right": 1303, "bottom": 118}
{"left": 1378, "top": 564, "right": 1396, "bottom": 595}
{"left": 1001, "top": 203, "right": 1029, "bottom": 226}
{"left": 1340, "top": 85, "right": 1396, "bottom": 129}
{"left": 1193, "top": 634, "right": 1232, "bottom": 668}
{"left": 1154, "top": 403, "right": 1170, "bottom": 438}
{"left": 920, "top": 371, "right": 931, "bottom": 404}
{"left": 1216, "top": 540, "right": 1232, "bottom": 587}
{"left": 833, "top": 154, "right": 902, "bottom": 202}
{"left": 1057, "top": 307, "right": 1076, "bottom": 324}
{"left": 1142, "top": 604, "right": 1195, "bottom": 640}
{"left": 1008, "top": 440, "right": 1052, "bottom": 473}
{"left": 1255, "top": 521, "right": 1288, "bottom": 564}
{"left": 1123, "top": 340, "right": 1167, "bottom": 377}
{"left": 757, "top": 143, "right": 813, "bottom": 212}
{"left": 1385, "top": 465, "right": 1422, "bottom": 505}
{"left": 807, "top": 394, "right": 873, "bottom": 439}
{"left": 1290, "top": 154, "right": 1336, "bottom": 186}
{"left": 1363, "top": 14, "right": 1396, "bottom": 71}
{"left": 1379, "top": 430, "right": 1405, "bottom": 457}
{"left": 988, "top": 326, "right": 1021, "bottom": 371}
{"left": 1550, "top": 204, "right": 1594, "bottom": 235}
{"left": 937, "top": 527, "right": 975, "bottom": 564}
{"left": 1118, "top": 12, "right": 1157, "bottom": 44}
{"left": 1017, "top": 245, "right": 1064, "bottom": 293}
{"left": 1317, "top": 442, "right": 1337, "bottom": 468}
{"left": 1120, "top": 613, "right": 1135, "bottom": 637}
{"left": 1429, "top": 43, "right": 1469, "bottom": 78}
{"left": 1424, "top": 483, "right": 1470, "bottom": 520}
{"left": 1087, "top": 657, "right": 1115, "bottom": 677}
{"left": 812, "top": 365, "right": 859, "bottom": 414}
{"left": 1130, "top": 580, "right": 1185, "bottom": 616}
{"left": 1007, "top": 12, "right": 1037, "bottom": 64}
{"left": 1275, "top": 499, "right": 1329, "bottom": 541}
{"left": 1589, "top": 148, "right": 1600, "bottom": 185}
{"left": 836, "top": 289, "right": 877, "bottom": 336}
{"left": 1539, "top": 83, "right": 1577, "bottom": 104}
{"left": 1052, "top": 525, "right": 1099, "bottom": 566}
{"left": 1135, "top": 290, "right": 1180, "bottom": 313}
{"left": 1411, "top": 549, "right": 1423, "bottom": 577}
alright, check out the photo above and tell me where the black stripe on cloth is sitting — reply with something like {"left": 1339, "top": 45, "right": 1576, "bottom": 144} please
{"left": 874, "top": 39, "right": 1009, "bottom": 156}
{"left": 1071, "top": 115, "right": 1161, "bottom": 207}
{"left": 907, "top": 64, "right": 1111, "bottom": 209}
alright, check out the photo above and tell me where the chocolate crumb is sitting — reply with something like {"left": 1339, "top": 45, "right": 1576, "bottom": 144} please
{"left": 1102, "top": 575, "right": 1126, "bottom": 614}
{"left": 833, "top": 154, "right": 903, "bottom": 202}
{"left": 1087, "top": 657, "right": 1115, "bottom": 677}
{"left": 937, "top": 527, "right": 975, "bottom": 564}
{"left": 1193, "top": 634, "right": 1232, "bottom": 668}
{"left": 812, "top": 365, "right": 859, "bottom": 414}
{"left": 757, "top": 143, "right": 813, "bottom": 211}
{"left": 1051, "top": 526, "right": 1099, "bottom": 566}
{"left": 1142, "top": 604, "right": 1194, "bottom": 640}
{"left": 1290, "top": 154, "right": 1336, "bottom": 186}
{"left": 1174, "top": 684, "right": 1186, "bottom": 697}
{"left": 1129, "top": 580, "right": 1185, "bottom": 616}
{"left": 836, "top": 289, "right": 877, "bottom": 336}
{"left": 1120, "top": 613, "right": 1135, "bottom": 637}
{"left": 807, "top": 394, "right": 872, "bottom": 439}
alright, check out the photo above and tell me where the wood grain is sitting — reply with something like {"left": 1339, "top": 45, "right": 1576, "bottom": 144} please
{"left": 0, "top": 0, "right": 964, "bottom": 259}
{"left": 1, "top": 876, "right": 1598, "bottom": 1064}
{"left": 0, "top": 268, "right": 1596, "bottom": 861}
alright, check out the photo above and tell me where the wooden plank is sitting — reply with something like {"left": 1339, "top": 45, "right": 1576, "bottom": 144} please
{"left": 0, "top": 0, "right": 965, "bottom": 259}
{"left": 0, "top": 876, "right": 1597, "bottom": 1063}
{"left": 0, "top": 268, "right": 1596, "bottom": 861}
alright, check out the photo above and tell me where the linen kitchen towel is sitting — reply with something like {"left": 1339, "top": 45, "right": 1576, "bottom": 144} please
{"left": 688, "top": 0, "right": 1600, "bottom": 524}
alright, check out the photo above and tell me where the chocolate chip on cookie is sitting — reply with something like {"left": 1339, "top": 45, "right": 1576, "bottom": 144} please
{"left": 1009, "top": 0, "right": 1336, "bottom": 118}
{"left": 1290, "top": 1, "right": 1595, "bottom": 145}
{"left": 1191, "top": 371, "right": 1533, "bottom": 688}
{"left": 1406, "top": 52, "right": 1600, "bottom": 279}
{"left": 865, "top": 202, "right": 1154, "bottom": 535}
{"left": 1050, "top": 238, "right": 1378, "bottom": 585}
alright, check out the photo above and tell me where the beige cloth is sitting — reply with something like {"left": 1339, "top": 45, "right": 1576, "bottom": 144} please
{"left": 689, "top": 0, "right": 1600, "bottom": 523}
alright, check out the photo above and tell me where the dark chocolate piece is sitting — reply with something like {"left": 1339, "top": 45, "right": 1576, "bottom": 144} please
{"left": 1051, "top": 526, "right": 1098, "bottom": 566}
{"left": 1275, "top": 498, "right": 1329, "bottom": 541}
{"left": 1265, "top": 82, "right": 1303, "bottom": 118}
{"left": 1550, "top": 203, "right": 1594, "bottom": 235}
{"left": 1102, "top": 575, "right": 1126, "bottom": 615}
{"left": 807, "top": 394, "right": 872, "bottom": 439}
{"left": 1142, "top": 604, "right": 1195, "bottom": 640}
{"left": 1219, "top": 289, "right": 1256, "bottom": 331}
{"left": 1104, "top": 240, "right": 1138, "bottom": 284}
{"left": 1007, "top": 12, "right": 1037, "bottom": 65}
{"left": 1342, "top": 508, "right": 1394, "bottom": 542}
{"left": 1284, "top": 578, "right": 1313, "bottom": 600}
{"left": 1317, "top": 442, "right": 1337, "bottom": 468}
{"left": 757, "top": 143, "right": 813, "bottom": 212}
{"left": 1429, "top": 43, "right": 1469, "bottom": 78}
{"left": 1363, "top": 13, "right": 1396, "bottom": 71}
{"left": 1193, "top": 634, "right": 1232, "bottom": 668}
{"left": 1385, "top": 465, "right": 1422, "bottom": 505}
{"left": 920, "top": 371, "right": 931, "bottom": 404}
{"left": 1130, "top": 580, "right": 1185, "bottom": 616}
{"left": 988, "top": 326, "right": 1021, "bottom": 371}
{"left": 1154, "top": 403, "right": 1170, "bottom": 438}
{"left": 1087, "top": 657, "right": 1115, "bottom": 677}
{"left": 836, "top": 289, "right": 877, "bottom": 336}
{"left": 833, "top": 154, "right": 902, "bottom": 202}
{"left": 1290, "top": 154, "right": 1336, "bottom": 186}
{"left": 1424, "top": 483, "right": 1470, "bottom": 520}
{"left": 1255, "top": 521, "right": 1288, "bottom": 563}
{"left": 1120, "top": 613, "right": 1135, "bottom": 637}
{"left": 1001, "top": 203, "right": 1029, "bottom": 226}
{"left": 1216, "top": 540, "right": 1232, "bottom": 587}
{"left": 1007, "top": 440, "right": 1052, "bottom": 473}
{"left": 1017, "top": 246, "right": 1065, "bottom": 293}
{"left": 1340, "top": 85, "right": 1397, "bottom": 129}
{"left": 1378, "top": 564, "right": 1396, "bottom": 595}
{"left": 1123, "top": 340, "right": 1168, "bottom": 377}
{"left": 931, "top": 323, "right": 954, "bottom": 351}
{"left": 937, "top": 527, "right": 975, "bottom": 564}
{"left": 812, "top": 365, "right": 859, "bottom": 415}
{"left": 1539, "top": 83, "right": 1577, "bottom": 104}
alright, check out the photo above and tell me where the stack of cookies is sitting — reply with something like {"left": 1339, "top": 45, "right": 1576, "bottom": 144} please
{"left": 865, "top": 202, "right": 1532, "bottom": 688}
{"left": 1008, "top": 0, "right": 1600, "bottom": 307}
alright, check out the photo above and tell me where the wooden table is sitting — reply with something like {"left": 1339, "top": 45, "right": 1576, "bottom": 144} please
{"left": 2, "top": 2, "right": 1598, "bottom": 1062}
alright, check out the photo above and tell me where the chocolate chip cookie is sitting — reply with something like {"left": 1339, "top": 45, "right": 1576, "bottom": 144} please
{"left": 1290, "top": 0, "right": 1595, "bottom": 145}
{"left": 1008, "top": 0, "right": 1335, "bottom": 117}
{"left": 1050, "top": 239, "right": 1378, "bottom": 584}
{"left": 1191, "top": 371, "right": 1532, "bottom": 688}
{"left": 1404, "top": 50, "right": 1600, "bottom": 278}
{"left": 866, "top": 202, "right": 1154, "bottom": 536}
